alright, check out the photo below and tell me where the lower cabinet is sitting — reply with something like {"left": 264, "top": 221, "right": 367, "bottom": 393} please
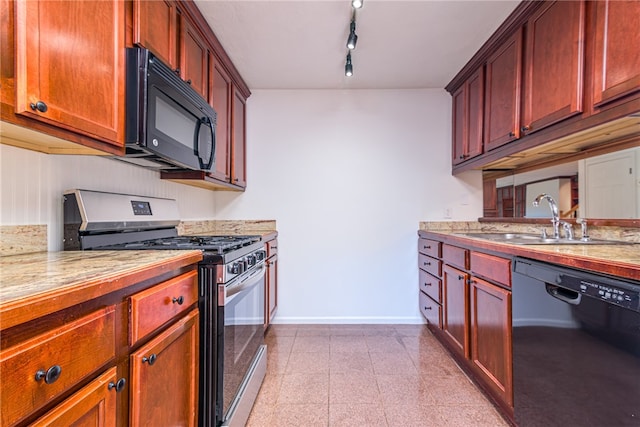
{"left": 418, "top": 233, "right": 513, "bottom": 413}
{"left": 264, "top": 235, "right": 278, "bottom": 329}
{"left": 0, "top": 266, "right": 200, "bottom": 427}
{"left": 130, "top": 309, "right": 199, "bottom": 427}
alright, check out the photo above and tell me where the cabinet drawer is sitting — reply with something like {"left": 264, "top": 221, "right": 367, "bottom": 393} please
{"left": 470, "top": 252, "right": 511, "bottom": 287}
{"left": 419, "top": 291, "right": 442, "bottom": 328}
{"left": 418, "top": 238, "right": 441, "bottom": 257}
{"left": 266, "top": 238, "right": 278, "bottom": 257}
{"left": 443, "top": 244, "right": 469, "bottom": 270}
{"left": 419, "top": 268, "right": 442, "bottom": 303}
{"left": 419, "top": 253, "right": 441, "bottom": 277}
{"left": 130, "top": 270, "right": 198, "bottom": 346}
{"left": 0, "top": 307, "right": 116, "bottom": 427}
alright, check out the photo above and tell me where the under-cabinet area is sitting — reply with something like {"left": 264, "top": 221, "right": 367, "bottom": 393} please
{"left": 418, "top": 228, "right": 640, "bottom": 425}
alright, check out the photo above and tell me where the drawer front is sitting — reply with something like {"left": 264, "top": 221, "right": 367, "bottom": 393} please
{"left": 419, "top": 253, "right": 442, "bottom": 277}
{"left": 470, "top": 252, "right": 511, "bottom": 287}
{"left": 130, "top": 270, "right": 198, "bottom": 346}
{"left": 419, "top": 291, "right": 442, "bottom": 328}
{"left": 418, "top": 238, "right": 441, "bottom": 257}
{"left": 443, "top": 244, "right": 469, "bottom": 270}
{"left": 0, "top": 307, "right": 116, "bottom": 427}
{"left": 419, "top": 268, "right": 442, "bottom": 303}
{"left": 266, "top": 238, "right": 278, "bottom": 258}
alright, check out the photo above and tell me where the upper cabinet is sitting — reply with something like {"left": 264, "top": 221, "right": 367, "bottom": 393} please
{"left": 3, "top": 0, "right": 126, "bottom": 154}
{"left": 209, "top": 55, "right": 232, "bottom": 183}
{"left": 133, "top": 0, "right": 178, "bottom": 70}
{"left": 522, "top": 0, "right": 585, "bottom": 135}
{"left": 592, "top": 0, "right": 640, "bottom": 108}
{"left": 447, "top": 0, "right": 640, "bottom": 174}
{"left": 231, "top": 88, "right": 247, "bottom": 188}
{"left": 452, "top": 68, "right": 484, "bottom": 165}
{"left": 180, "top": 15, "right": 209, "bottom": 100}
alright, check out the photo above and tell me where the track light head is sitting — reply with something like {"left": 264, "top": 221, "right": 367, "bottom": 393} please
{"left": 352, "top": 0, "right": 363, "bottom": 9}
{"left": 347, "top": 20, "right": 358, "bottom": 50}
{"left": 345, "top": 52, "right": 353, "bottom": 77}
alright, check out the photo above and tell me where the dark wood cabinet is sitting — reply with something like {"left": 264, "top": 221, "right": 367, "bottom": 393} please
{"left": 522, "top": 0, "right": 585, "bottom": 135}
{"left": 469, "top": 276, "right": 513, "bottom": 407}
{"left": 231, "top": 88, "right": 247, "bottom": 188}
{"left": 133, "top": 0, "right": 178, "bottom": 69}
{"left": 452, "top": 68, "right": 484, "bottom": 165}
{"left": 180, "top": 16, "right": 209, "bottom": 100}
{"left": 592, "top": 0, "right": 640, "bottom": 108}
{"left": 264, "top": 237, "right": 278, "bottom": 329}
{"left": 484, "top": 28, "right": 523, "bottom": 151}
{"left": 13, "top": 0, "right": 125, "bottom": 147}
{"left": 442, "top": 264, "right": 470, "bottom": 358}
{"left": 130, "top": 309, "right": 199, "bottom": 427}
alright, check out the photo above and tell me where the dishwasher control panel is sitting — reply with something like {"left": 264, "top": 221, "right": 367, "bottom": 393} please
{"left": 561, "top": 275, "right": 640, "bottom": 311}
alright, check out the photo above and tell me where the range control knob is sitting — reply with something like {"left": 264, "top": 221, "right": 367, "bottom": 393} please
{"left": 255, "top": 250, "right": 266, "bottom": 262}
{"left": 228, "top": 262, "right": 242, "bottom": 274}
{"left": 246, "top": 254, "right": 257, "bottom": 267}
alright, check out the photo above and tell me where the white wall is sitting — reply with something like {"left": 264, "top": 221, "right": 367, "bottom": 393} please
{"left": 0, "top": 144, "right": 217, "bottom": 251}
{"left": 213, "top": 89, "right": 483, "bottom": 324}
{"left": 1, "top": 88, "right": 484, "bottom": 323}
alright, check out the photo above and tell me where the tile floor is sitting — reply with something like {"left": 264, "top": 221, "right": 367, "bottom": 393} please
{"left": 247, "top": 324, "right": 509, "bottom": 427}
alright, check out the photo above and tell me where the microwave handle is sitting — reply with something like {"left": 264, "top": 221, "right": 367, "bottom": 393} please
{"left": 194, "top": 117, "right": 215, "bottom": 170}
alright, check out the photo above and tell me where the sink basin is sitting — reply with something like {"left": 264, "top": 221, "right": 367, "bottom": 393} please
{"left": 456, "top": 232, "right": 634, "bottom": 245}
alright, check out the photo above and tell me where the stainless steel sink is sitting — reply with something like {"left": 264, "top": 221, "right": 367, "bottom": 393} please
{"left": 456, "top": 232, "right": 634, "bottom": 245}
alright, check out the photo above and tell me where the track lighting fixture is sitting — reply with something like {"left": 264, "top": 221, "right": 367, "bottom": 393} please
{"left": 352, "top": 0, "right": 363, "bottom": 9}
{"left": 345, "top": 52, "right": 353, "bottom": 77}
{"left": 347, "top": 20, "right": 358, "bottom": 50}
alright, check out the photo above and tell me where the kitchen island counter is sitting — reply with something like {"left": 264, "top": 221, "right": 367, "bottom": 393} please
{"left": 0, "top": 250, "right": 202, "bottom": 329}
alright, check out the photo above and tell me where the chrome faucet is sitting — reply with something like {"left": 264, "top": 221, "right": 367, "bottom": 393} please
{"left": 533, "top": 193, "right": 560, "bottom": 239}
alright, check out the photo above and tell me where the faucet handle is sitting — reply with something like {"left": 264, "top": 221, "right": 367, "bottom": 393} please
{"left": 560, "top": 221, "right": 574, "bottom": 240}
{"left": 577, "top": 218, "right": 590, "bottom": 241}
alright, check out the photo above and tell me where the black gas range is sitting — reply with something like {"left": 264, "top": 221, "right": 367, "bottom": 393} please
{"left": 63, "top": 189, "right": 267, "bottom": 427}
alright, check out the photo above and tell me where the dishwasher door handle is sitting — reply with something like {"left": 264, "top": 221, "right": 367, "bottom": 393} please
{"left": 546, "top": 284, "right": 582, "bottom": 305}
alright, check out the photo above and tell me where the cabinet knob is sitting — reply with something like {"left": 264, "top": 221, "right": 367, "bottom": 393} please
{"left": 35, "top": 365, "right": 62, "bottom": 384}
{"left": 457, "top": 275, "right": 464, "bottom": 280}
{"left": 185, "top": 79, "right": 192, "bottom": 85}
{"left": 233, "top": 178, "right": 239, "bottom": 182}
{"left": 108, "top": 378, "right": 127, "bottom": 393}
{"left": 172, "top": 296, "right": 184, "bottom": 305}
{"left": 424, "top": 245, "right": 431, "bottom": 249}
{"left": 424, "top": 261, "right": 431, "bottom": 266}
{"left": 142, "top": 354, "right": 157, "bottom": 365}
{"left": 424, "top": 306, "right": 432, "bottom": 310}
{"left": 424, "top": 282, "right": 432, "bottom": 287}
{"left": 173, "top": 68, "right": 181, "bottom": 75}
{"left": 520, "top": 125, "right": 530, "bottom": 133}
{"left": 458, "top": 154, "right": 468, "bottom": 160}
{"left": 508, "top": 131, "right": 516, "bottom": 137}
{"left": 29, "top": 101, "right": 48, "bottom": 113}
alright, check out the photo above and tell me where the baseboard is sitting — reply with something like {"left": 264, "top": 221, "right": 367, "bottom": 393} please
{"left": 270, "top": 315, "right": 426, "bottom": 325}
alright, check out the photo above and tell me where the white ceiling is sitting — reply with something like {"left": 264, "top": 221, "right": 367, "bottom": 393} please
{"left": 194, "top": 0, "right": 520, "bottom": 90}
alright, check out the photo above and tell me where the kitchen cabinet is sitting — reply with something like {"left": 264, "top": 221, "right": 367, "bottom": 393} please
{"left": 592, "top": 0, "right": 640, "bottom": 108}
{"left": 522, "top": 0, "right": 585, "bottom": 135}
{"left": 265, "top": 236, "right": 279, "bottom": 329}
{"left": 130, "top": 309, "right": 199, "bottom": 427}
{"left": 209, "top": 56, "right": 232, "bottom": 183}
{"left": 2, "top": 0, "right": 125, "bottom": 154}
{"left": 133, "top": 0, "right": 178, "bottom": 69}
{"left": 231, "top": 88, "right": 248, "bottom": 188}
{"left": 180, "top": 15, "right": 209, "bottom": 100}
{"left": 417, "top": 233, "right": 513, "bottom": 412}
{"left": 418, "top": 238, "right": 443, "bottom": 328}
{"left": 0, "top": 255, "right": 200, "bottom": 427}
{"left": 484, "top": 28, "right": 523, "bottom": 151}
{"left": 452, "top": 68, "right": 484, "bottom": 165}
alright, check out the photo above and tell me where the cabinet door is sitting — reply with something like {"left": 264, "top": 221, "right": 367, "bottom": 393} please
{"left": 451, "top": 68, "right": 483, "bottom": 165}
{"left": 231, "top": 88, "right": 247, "bottom": 188}
{"left": 523, "top": 0, "right": 585, "bottom": 134}
{"left": 469, "top": 277, "right": 513, "bottom": 407}
{"left": 442, "top": 265, "right": 469, "bottom": 358}
{"left": 592, "top": 0, "right": 640, "bottom": 107}
{"left": 14, "top": 0, "right": 125, "bottom": 145}
{"left": 209, "top": 56, "right": 232, "bottom": 182}
{"left": 267, "top": 254, "right": 278, "bottom": 325}
{"left": 133, "top": 0, "right": 178, "bottom": 69}
{"left": 484, "top": 28, "right": 523, "bottom": 151}
{"left": 451, "top": 85, "right": 466, "bottom": 165}
{"left": 180, "top": 16, "right": 208, "bottom": 100}
{"left": 30, "top": 367, "right": 118, "bottom": 427}
{"left": 130, "top": 309, "right": 199, "bottom": 427}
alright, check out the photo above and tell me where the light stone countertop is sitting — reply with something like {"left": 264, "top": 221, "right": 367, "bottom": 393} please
{"left": 0, "top": 250, "right": 203, "bottom": 329}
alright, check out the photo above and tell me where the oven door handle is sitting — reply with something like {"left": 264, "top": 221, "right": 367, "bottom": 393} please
{"left": 218, "top": 263, "right": 266, "bottom": 307}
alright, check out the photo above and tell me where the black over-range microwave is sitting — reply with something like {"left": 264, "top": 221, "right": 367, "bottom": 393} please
{"left": 119, "top": 47, "right": 216, "bottom": 171}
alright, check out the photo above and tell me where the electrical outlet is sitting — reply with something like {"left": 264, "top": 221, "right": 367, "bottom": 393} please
{"left": 444, "top": 208, "right": 452, "bottom": 218}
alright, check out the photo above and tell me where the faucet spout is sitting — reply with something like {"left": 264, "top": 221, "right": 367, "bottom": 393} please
{"left": 533, "top": 193, "right": 560, "bottom": 239}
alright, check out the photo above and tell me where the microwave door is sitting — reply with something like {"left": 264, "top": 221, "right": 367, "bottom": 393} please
{"left": 195, "top": 117, "right": 215, "bottom": 170}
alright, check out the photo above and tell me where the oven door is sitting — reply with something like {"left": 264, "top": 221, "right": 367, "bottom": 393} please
{"left": 217, "top": 262, "right": 266, "bottom": 425}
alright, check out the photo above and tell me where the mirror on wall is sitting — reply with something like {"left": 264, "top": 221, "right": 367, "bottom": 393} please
{"left": 488, "top": 147, "right": 640, "bottom": 220}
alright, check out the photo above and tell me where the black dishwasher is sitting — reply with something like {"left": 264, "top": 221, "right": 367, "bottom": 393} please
{"left": 512, "top": 258, "right": 640, "bottom": 427}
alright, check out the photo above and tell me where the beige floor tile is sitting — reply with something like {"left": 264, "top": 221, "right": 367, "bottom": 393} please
{"left": 329, "top": 351, "right": 374, "bottom": 374}
{"left": 409, "top": 348, "right": 465, "bottom": 378}
{"left": 265, "top": 335, "right": 295, "bottom": 354}
{"left": 375, "top": 374, "right": 431, "bottom": 406}
{"left": 266, "top": 349, "right": 290, "bottom": 375}
{"left": 296, "top": 325, "right": 333, "bottom": 336}
{"left": 254, "top": 373, "right": 283, "bottom": 406}
{"left": 266, "top": 324, "right": 298, "bottom": 337}
{"left": 438, "top": 404, "right": 509, "bottom": 426}
{"left": 330, "top": 335, "right": 368, "bottom": 353}
{"left": 329, "top": 403, "right": 388, "bottom": 427}
{"left": 370, "top": 351, "right": 417, "bottom": 375}
{"left": 278, "top": 373, "right": 329, "bottom": 404}
{"left": 270, "top": 403, "right": 329, "bottom": 427}
{"left": 329, "top": 372, "right": 381, "bottom": 404}
{"left": 366, "top": 335, "right": 408, "bottom": 353}
{"left": 427, "top": 376, "right": 492, "bottom": 406}
{"left": 291, "top": 335, "right": 331, "bottom": 353}
{"left": 383, "top": 403, "right": 443, "bottom": 427}
{"left": 286, "top": 351, "right": 330, "bottom": 374}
